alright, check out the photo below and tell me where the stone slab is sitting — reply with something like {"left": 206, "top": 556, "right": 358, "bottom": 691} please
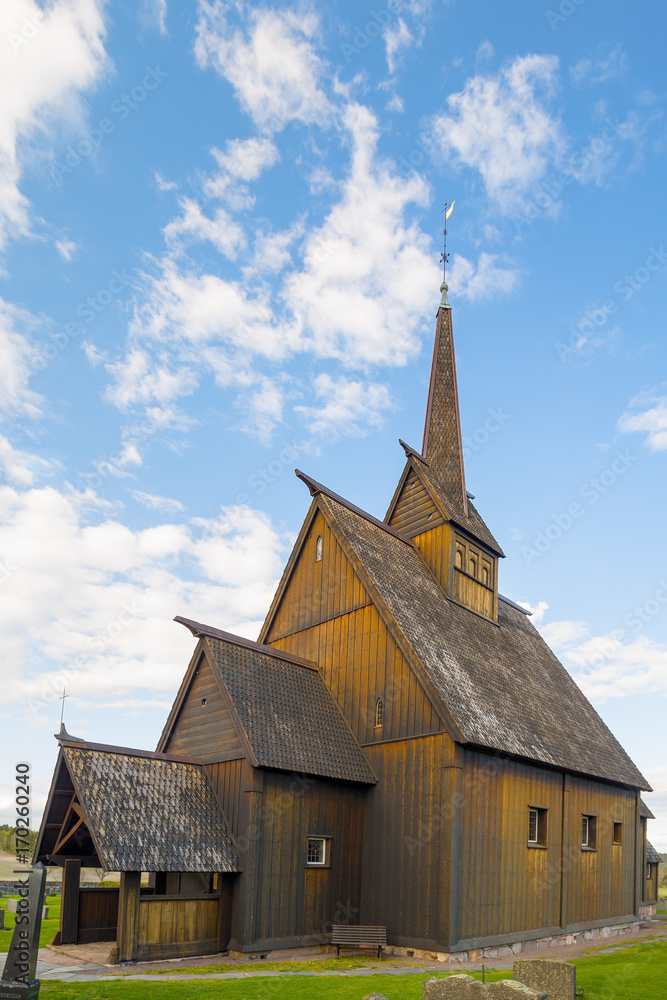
{"left": 514, "top": 958, "right": 575, "bottom": 1000}
{"left": 423, "top": 974, "right": 547, "bottom": 999}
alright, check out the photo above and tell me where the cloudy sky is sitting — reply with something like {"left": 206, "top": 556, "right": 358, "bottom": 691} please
{"left": 1, "top": 0, "right": 666, "bottom": 848}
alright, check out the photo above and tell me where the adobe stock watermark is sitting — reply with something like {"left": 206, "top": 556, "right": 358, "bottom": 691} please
{"left": 51, "top": 66, "right": 168, "bottom": 182}
{"left": 32, "top": 267, "right": 134, "bottom": 372}
{"left": 556, "top": 245, "right": 667, "bottom": 362}
{"left": 234, "top": 440, "right": 308, "bottom": 503}
{"left": 462, "top": 407, "right": 510, "bottom": 461}
{"left": 544, "top": 0, "right": 589, "bottom": 30}
{"left": 339, "top": 1, "right": 402, "bottom": 62}
{"left": 521, "top": 450, "right": 637, "bottom": 565}
{"left": 512, "top": 118, "right": 628, "bottom": 234}
{"left": 6, "top": 6, "right": 51, "bottom": 52}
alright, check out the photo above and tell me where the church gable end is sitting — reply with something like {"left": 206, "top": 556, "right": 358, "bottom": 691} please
{"left": 386, "top": 466, "right": 445, "bottom": 537}
{"left": 263, "top": 508, "right": 371, "bottom": 643}
{"left": 160, "top": 648, "right": 245, "bottom": 763}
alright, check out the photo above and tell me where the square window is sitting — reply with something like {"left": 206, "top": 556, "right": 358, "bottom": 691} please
{"left": 613, "top": 822, "right": 622, "bottom": 845}
{"left": 307, "top": 837, "right": 328, "bottom": 866}
{"left": 528, "top": 806, "right": 547, "bottom": 846}
{"left": 582, "top": 814, "right": 597, "bottom": 849}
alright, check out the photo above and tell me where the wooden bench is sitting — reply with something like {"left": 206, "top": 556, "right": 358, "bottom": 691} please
{"left": 331, "top": 924, "right": 387, "bottom": 959}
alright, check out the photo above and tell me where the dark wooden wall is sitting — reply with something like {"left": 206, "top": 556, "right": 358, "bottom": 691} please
{"left": 456, "top": 750, "right": 638, "bottom": 947}
{"left": 387, "top": 468, "right": 445, "bottom": 537}
{"left": 265, "top": 512, "right": 443, "bottom": 745}
{"left": 241, "top": 769, "right": 367, "bottom": 951}
{"left": 359, "top": 733, "right": 456, "bottom": 950}
{"left": 162, "top": 652, "right": 243, "bottom": 764}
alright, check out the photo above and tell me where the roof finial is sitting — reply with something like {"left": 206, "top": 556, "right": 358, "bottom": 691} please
{"left": 439, "top": 200, "right": 454, "bottom": 309}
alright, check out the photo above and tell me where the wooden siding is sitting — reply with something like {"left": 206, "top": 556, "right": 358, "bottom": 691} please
{"left": 458, "top": 750, "right": 563, "bottom": 943}
{"left": 269, "top": 603, "right": 443, "bottom": 745}
{"left": 77, "top": 887, "right": 118, "bottom": 944}
{"left": 207, "top": 757, "right": 246, "bottom": 840}
{"left": 387, "top": 469, "right": 445, "bottom": 537}
{"left": 452, "top": 568, "right": 495, "bottom": 619}
{"left": 163, "top": 653, "right": 244, "bottom": 763}
{"left": 563, "top": 775, "right": 636, "bottom": 926}
{"left": 456, "top": 752, "right": 639, "bottom": 946}
{"left": 359, "top": 734, "right": 454, "bottom": 949}
{"left": 266, "top": 510, "right": 371, "bottom": 641}
{"left": 245, "top": 771, "right": 366, "bottom": 949}
{"left": 136, "top": 896, "right": 220, "bottom": 961}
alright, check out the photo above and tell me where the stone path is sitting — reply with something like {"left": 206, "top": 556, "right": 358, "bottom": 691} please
{"left": 1, "top": 918, "right": 665, "bottom": 983}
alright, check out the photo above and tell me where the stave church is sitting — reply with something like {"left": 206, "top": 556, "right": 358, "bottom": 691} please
{"left": 35, "top": 270, "right": 658, "bottom": 964}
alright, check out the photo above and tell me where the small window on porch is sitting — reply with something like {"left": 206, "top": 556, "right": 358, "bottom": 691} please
{"left": 316, "top": 535, "right": 323, "bottom": 561}
{"left": 647, "top": 863, "right": 653, "bottom": 879}
{"left": 613, "top": 822, "right": 622, "bottom": 845}
{"left": 375, "top": 698, "right": 383, "bottom": 728}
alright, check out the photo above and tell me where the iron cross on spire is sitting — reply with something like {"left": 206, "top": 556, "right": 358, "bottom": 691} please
{"left": 440, "top": 200, "right": 455, "bottom": 282}
{"left": 59, "top": 686, "right": 68, "bottom": 727}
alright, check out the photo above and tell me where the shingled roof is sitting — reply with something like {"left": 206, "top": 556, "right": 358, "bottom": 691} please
{"left": 646, "top": 841, "right": 661, "bottom": 864}
{"left": 57, "top": 745, "right": 239, "bottom": 872}
{"left": 316, "top": 491, "right": 649, "bottom": 790}
{"left": 176, "top": 618, "right": 376, "bottom": 785}
{"left": 640, "top": 798, "right": 656, "bottom": 819}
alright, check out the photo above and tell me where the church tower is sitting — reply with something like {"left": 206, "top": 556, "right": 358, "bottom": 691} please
{"left": 385, "top": 278, "right": 504, "bottom": 621}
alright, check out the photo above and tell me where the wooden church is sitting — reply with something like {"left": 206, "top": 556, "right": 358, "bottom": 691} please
{"left": 35, "top": 275, "right": 657, "bottom": 964}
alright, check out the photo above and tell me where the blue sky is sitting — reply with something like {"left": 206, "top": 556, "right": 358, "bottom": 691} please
{"left": 1, "top": 0, "right": 666, "bottom": 848}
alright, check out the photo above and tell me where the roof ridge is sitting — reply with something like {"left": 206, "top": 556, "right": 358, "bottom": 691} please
{"left": 59, "top": 741, "right": 202, "bottom": 764}
{"left": 174, "top": 615, "right": 318, "bottom": 669}
{"left": 498, "top": 594, "right": 532, "bottom": 615}
{"left": 295, "top": 470, "right": 412, "bottom": 544}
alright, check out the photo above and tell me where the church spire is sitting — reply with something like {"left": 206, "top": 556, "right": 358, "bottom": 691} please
{"left": 421, "top": 205, "right": 468, "bottom": 516}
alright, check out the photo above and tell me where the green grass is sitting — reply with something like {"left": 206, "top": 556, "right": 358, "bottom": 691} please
{"left": 34, "top": 939, "right": 667, "bottom": 1000}
{"left": 112, "top": 956, "right": 403, "bottom": 976}
{"left": 0, "top": 893, "right": 61, "bottom": 949}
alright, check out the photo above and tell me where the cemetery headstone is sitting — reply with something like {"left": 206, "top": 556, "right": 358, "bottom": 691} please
{"left": 514, "top": 958, "right": 576, "bottom": 1000}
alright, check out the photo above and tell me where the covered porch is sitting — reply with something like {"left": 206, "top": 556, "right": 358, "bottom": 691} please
{"left": 34, "top": 737, "right": 240, "bottom": 963}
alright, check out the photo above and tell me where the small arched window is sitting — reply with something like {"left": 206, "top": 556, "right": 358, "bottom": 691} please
{"left": 375, "top": 698, "right": 383, "bottom": 728}
{"left": 455, "top": 546, "right": 464, "bottom": 569}
{"left": 482, "top": 564, "right": 490, "bottom": 587}
{"left": 316, "top": 535, "right": 323, "bottom": 561}
{"left": 469, "top": 554, "right": 478, "bottom": 578}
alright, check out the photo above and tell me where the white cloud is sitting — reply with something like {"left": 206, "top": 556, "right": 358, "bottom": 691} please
{"left": 384, "top": 19, "right": 413, "bottom": 75}
{"left": 0, "top": 298, "right": 44, "bottom": 419}
{"left": 430, "top": 54, "right": 564, "bottom": 213}
{"left": 0, "top": 434, "right": 55, "bottom": 486}
{"left": 571, "top": 45, "right": 627, "bottom": 88}
{"left": 105, "top": 346, "right": 199, "bottom": 410}
{"left": 295, "top": 373, "right": 393, "bottom": 439}
{"left": 618, "top": 390, "right": 667, "bottom": 451}
{"left": 0, "top": 484, "right": 289, "bottom": 716}
{"left": 0, "top": 0, "right": 109, "bottom": 247}
{"left": 82, "top": 340, "right": 107, "bottom": 366}
{"left": 539, "top": 617, "right": 667, "bottom": 702}
{"left": 55, "top": 238, "right": 79, "bottom": 261}
{"left": 194, "top": 4, "right": 330, "bottom": 133}
{"left": 284, "top": 102, "right": 438, "bottom": 366}
{"left": 448, "top": 251, "right": 520, "bottom": 301}
{"left": 129, "top": 489, "right": 185, "bottom": 513}
{"left": 164, "top": 198, "right": 247, "bottom": 258}
{"left": 516, "top": 599, "right": 549, "bottom": 623}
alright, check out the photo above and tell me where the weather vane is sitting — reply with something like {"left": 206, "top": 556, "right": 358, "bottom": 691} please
{"left": 440, "top": 200, "right": 455, "bottom": 282}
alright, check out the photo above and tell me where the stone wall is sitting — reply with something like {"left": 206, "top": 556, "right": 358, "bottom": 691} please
{"left": 422, "top": 975, "right": 546, "bottom": 999}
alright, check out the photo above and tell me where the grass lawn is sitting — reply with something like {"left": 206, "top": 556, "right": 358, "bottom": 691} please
{"left": 34, "top": 939, "right": 667, "bottom": 1000}
{"left": 0, "top": 894, "right": 61, "bottom": 949}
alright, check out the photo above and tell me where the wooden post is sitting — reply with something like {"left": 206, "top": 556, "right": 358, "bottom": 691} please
{"left": 217, "top": 875, "right": 234, "bottom": 952}
{"left": 117, "top": 871, "right": 141, "bottom": 962}
{"left": 59, "top": 858, "right": 81, "bottom": 945}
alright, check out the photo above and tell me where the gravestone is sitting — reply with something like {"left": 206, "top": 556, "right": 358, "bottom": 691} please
{"left": 0, "top": 863, "right": 47, "bottom": 1000}
{"left": 0, "top": 909, "right": 4, "bottom": 930}
{"left": 423, "top": 975, "right": 547, "bottom": 1000}
{"left": 514, "top": 958, "right": 576, "bottom": 1000}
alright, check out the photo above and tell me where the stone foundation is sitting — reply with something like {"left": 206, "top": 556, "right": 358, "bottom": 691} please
{"left": 638, "top": 903, "right": 656, "bottom": 919}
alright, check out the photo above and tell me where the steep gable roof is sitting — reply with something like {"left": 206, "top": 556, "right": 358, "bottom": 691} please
{"left": 646, "top": 841, "right": 661, "bottom": 864}
{"left": 174, "top": 618, "right": 376, "bottom": 785}
{"left": 36, "top": 743, "right": 239, "bottom": 872}
{"left": 386, "top": 452, "right": 504, "bottom": 556}
{"left": 314, "top": 490, "right": 649, "bottom": 790}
